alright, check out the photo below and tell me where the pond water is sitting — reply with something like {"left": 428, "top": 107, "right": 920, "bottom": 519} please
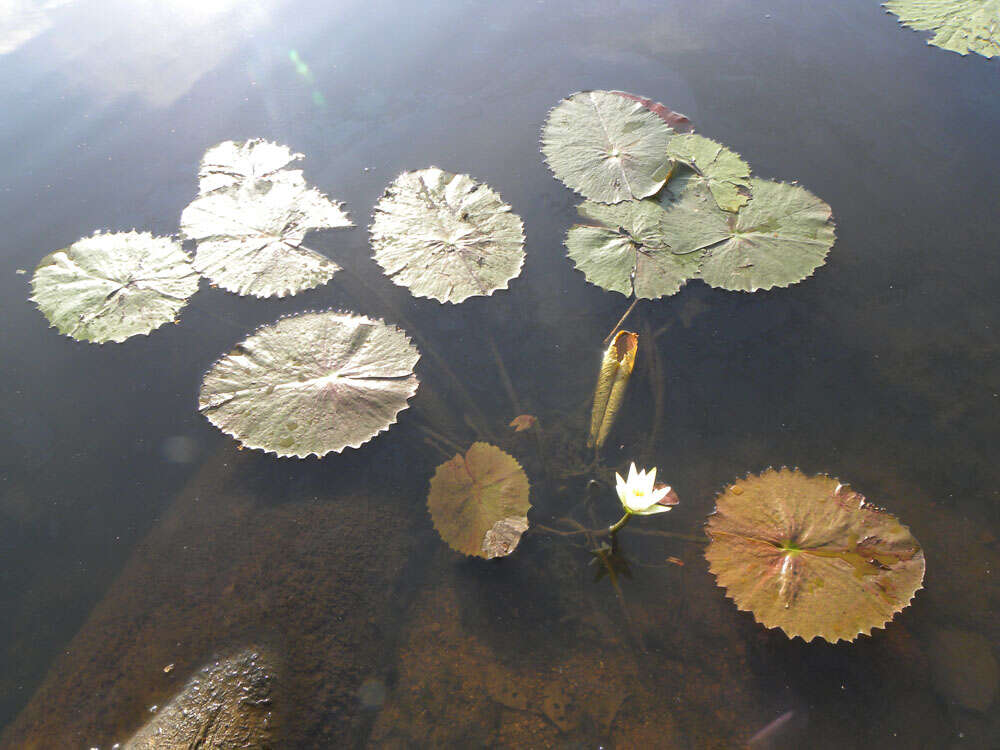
{"left": 1, "top": 0, "right": 998, "bottom": 747}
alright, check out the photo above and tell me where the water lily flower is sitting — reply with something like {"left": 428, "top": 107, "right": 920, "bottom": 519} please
{"left": 615, "top": 463, "right": 674, "bottom": 516}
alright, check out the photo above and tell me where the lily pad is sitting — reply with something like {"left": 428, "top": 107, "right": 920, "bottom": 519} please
{"left": 705, "top": 468, "right": 925, "bottom": 643}
{"left": 655, "top": 168, "right": 734, "bottom": 256}
{"left": 30, "top": 231, "right": 199, "bottom": 344}
{"left": 565, "top": 194, "right": 707, "bottom": 298}
{"left": 696, "top": 179, "right": 836, "bottom": 292}
{"left": 198, "top": 311, "right": 419, "bottom": 457}
{"left": 884, "top": 0, "right": 1000, "bottom": 58}
{"left": 197, "top": 138, "right": 304, "bottom": 194}
{"left": 541, "top": 90, "right": 675, "bottom": 204}
{"left": 664, "top": 133, "right": 752, "bottom": 212}
{"left": 369, "top": 167, "right": 525, "bottom": 304}
{"left": 427, "top": 442, "right": 531, "bottom": 558}
{"left": 181, "top": 173, "right": 352, "bottom": 298}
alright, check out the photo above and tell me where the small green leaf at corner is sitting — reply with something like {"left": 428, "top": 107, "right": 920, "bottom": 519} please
{"left": 884, "top": 0, "right": 1000, "bottom": 58}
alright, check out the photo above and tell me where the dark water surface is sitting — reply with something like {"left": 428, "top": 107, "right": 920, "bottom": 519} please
{"left": 1, "top": 0, "right": 998, "bottom": 747}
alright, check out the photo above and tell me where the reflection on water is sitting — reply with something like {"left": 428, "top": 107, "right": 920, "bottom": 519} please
{"left": 2, "top": 0, "right": 290, "bottom": 106}
{"left": 1, "top": 0, "right": 998, "bottom": 747}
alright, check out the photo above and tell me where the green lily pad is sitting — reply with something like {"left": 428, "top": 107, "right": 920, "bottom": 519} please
{"left": 369, "top": 167, "right": 525, "bottom": 304}
{"left": 664, "top": 133, "right": 752, "bottom": 212}
{"left": 30, "top": 231, "right": 199, "bottom": 344}
{"left": 705, "top": 468, "right": 925, "bottom": 643}
{"left": 181, "top": 173, "right": 352, "bottom": 298}
{"left": 541, "top": 90, "right": 675, "bottom": 204}
{"left": 427, "top": 442, "right": 531, "bottom": 559}
{"left": 565, "top": 169, "right": 728, "bottom": 298}
{"left": 884, "top": 0, "right": 1000, "bottom": 58}
{"left": 197, "top": 138, "right": 304, "bottom": 194}
{"left": 199, "top": 311, "right": 419, "bottom": 458}
{"left": 696, "top": 179, "right": 836, "bottom": 292}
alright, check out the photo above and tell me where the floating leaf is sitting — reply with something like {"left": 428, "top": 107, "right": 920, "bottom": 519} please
{"left": 884, "top": 0, "right": 1000, "bottom": 58}
{"left": 588, "top": 331, "right": 638, "bottom": 450}
{"left": 369, "top": 167, "right": 525, "bottom": 304}
{"left": 30, "top": 231, "right": 199, "bottom": 344}
{"left": 696, "top": 179, "right": 836, "bottom": 292}
{"left": 655, "top": 167, "right": 734, "bottom": 256}
{"left": 427, "top": 442, "right": 531, "bottom": 559}
{"left": 541, "top": 90, "right": 675, "bottom": 204}
{"left": 181, "top": 173, "right": 352, "bottom": 298}
{"left": 664, "top": 133, "right": 752, "bottom": 212}
{"left": 565, "top": 197, "right": 705, "bottom": 298}
{"left": 610, "top": 90, "right": 694, "bottom": 132}
{"left": 197, "top": 138, "right": 304, "bottom": 194}
{"left": 199, "top": 311, "right": 419, "bottom": 457}
{"left": 509, "top": 414, "right": 538, "bottom": 432}
{"left": 705, "top": 468, "right": 925, "bottom": 643}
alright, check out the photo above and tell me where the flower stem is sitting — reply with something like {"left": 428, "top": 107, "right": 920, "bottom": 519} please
{"left": 608, "top": 512, "right": 631, "bottom": 534}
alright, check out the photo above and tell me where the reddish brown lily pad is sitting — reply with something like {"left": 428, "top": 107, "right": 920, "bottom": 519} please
{"left": 705, "top": 468, "right": 925, "bottom": 643}
{"left": 427, "top": 442, "right": 531, "bottom": 559}
{"left": 610, "top": 90, "right": 694, "bottom": 132}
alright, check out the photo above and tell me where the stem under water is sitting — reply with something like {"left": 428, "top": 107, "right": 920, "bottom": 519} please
{"left": 603, "top": 298, "right": 639, "bottom": 346}
{"left": 608, "top": 512, "right": 631, "bottom": 535}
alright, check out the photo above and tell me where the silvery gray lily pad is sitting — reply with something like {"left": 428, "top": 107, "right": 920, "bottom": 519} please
{"left": 199, "top": 311, "right": 420, "bottom": 458}
{"left": 664, "top": 133, "right": 752, "bottom": 212}
{"left": 30, "top": 231, "right": 199, "bottom": 344}
{"left": 181, "top": 173, "right": 352, "bottom": 298}
{"left": 369, "top": 167, "right": 525, "bottom": 304}
{"left": 197, "top": 138, "right": 304, "bottom": 194}
{"left": 884, "top": 0, "right": 1000, "bottom": 58}
{"left": 541, "top": 90, "right": 675, "bottom": 204}
{"left": 696, "top": 179, "right": 835, "bottom": 292}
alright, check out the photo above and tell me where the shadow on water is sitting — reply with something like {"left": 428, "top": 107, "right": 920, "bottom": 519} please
{"left": 1, "top": 0, "right": 998, "bottom": 747}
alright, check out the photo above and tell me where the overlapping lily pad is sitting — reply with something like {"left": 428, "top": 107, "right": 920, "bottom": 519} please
{"left": 610, "top": 90, "right": 693, "bottom": 132}
{"left": 541, "top": 90, "right": 676, "bottom": 204}
{"left": 30, "top": 231, "right": 199, "bottom": 344}
{"left": 665, "top": 133, "right": 751, "bottom": 212}
{"left": 696, "top": 179, "right": 836, "bottom": 292}
{"left": 427, "top": 442, "right": 531, "bottom": 559}
{"left": 198, "top": 311, "right": 419, "bottom": 458}
{"left": 196, "top": 138, "right": 304, "bottom": 194}
{"left": 181, "top": 172, "right": 352, "bottom": 298}
{"left": 369, "top": 167, "right": 525, "bottom": 304}
{"left": 564, "top": 169, "right": 726, "bottom": 297}
{"left": 884, "top": 0, "right": 1000, "bottom": 58}
{"left": 705, "top": 468, "right": 925, "bottom": 643}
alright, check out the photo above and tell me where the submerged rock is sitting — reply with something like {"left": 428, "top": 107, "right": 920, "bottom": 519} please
{"left": 0, "top": 443, "right": 418, "bottom": 748}
{"left": 124, "top": 650, "right": 273, "bottom": 748}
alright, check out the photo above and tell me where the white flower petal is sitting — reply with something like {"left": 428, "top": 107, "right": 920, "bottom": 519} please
{"left": 633, "top": 503, "right": 672, "bottom": 516}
